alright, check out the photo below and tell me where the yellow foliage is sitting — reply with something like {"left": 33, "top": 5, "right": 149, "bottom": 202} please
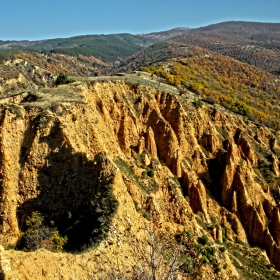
{"left": 255, "top": 111, "right": 268, "bottom": 122}
{"left": 139, "top": 57, "right": 280, "bottom": 129}
{"left": 50, "top": 230, "right": 68, "bottom": 252}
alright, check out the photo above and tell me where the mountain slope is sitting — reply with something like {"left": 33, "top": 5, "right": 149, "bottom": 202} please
{"left": 170, "top": 21, "right": 280, "bottom": 74}
{"left": 0, "top": 50, "right": 110, "bottom": 98}
{"left": 0, "top": 28, "right": 190, "bottom": 64}
{"left": 136, "top": 27, "right": 190, "bottom": 46}
{"left": 140, "top": 56, "right": 280, "bottom": 128}
{"left": 194, "top": 21, "right": 280, "bottom": 43}
{"left": 1, "top": 21, "right": 280, "bottom": 72}
{"left": 0, "top": 73, "right": 280, "bottom": 279}
{"left": 1, "top": 21, "right": 280, "bottom": 279}
{"left": 0, "top": 34, "right": 146, "bottom": 63}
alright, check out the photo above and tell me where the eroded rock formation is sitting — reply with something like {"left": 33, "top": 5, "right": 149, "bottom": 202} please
{"left": 0, "top": 79, "right": 279, "bottom": 279}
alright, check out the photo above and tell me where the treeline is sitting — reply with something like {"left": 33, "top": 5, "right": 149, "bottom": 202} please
{"left": 50, "top": 39, "right": 142, "bottom": 63}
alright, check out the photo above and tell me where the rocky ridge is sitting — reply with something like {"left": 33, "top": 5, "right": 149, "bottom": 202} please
{"left": 0, "top": 75, "right": 280, "bottom": 279}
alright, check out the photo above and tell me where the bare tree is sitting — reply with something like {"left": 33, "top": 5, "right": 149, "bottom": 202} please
{"left": 129, "top": 229, "right": 202, "bottom": 280}
{"left": 93, "top": 228, "right": 202, "bottom": 280}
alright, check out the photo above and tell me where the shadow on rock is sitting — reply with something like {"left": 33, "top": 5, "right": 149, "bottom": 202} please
{"left": 17, "top": 121, "right": 118, "bottom": 252}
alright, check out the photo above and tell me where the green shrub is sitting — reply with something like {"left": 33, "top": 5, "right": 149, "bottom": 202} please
{"left": 202, "top": 256, "right": 209, "bottom": 264}
{"left": 142, "top": 171, "right": 147, "bottom": 177}
{"left": 17, "top": 211, "right": 67, "bottom": 252}
{"left": 205, "top": 246, "right": 216, "bottom": 256}
{"left": 186, "top": 231, "right": 193, "bottom": 240}
{"left": 236, "top": 237, "right": 247, "bottom": 246}
{"left": 114, "top": 157, "right": 158, "bottom": 194}
{"left": 55, "top": 73, "right": 72, "bottom": 85}
{"left": 222, "top": 227, "right": 228, "bottom": 241}
{"left": 171, "top": 176, "right": 180, "bottom": 186}
{"left": 139, "top": 159, "right": 155, "bottom": 178}
{"left": 198, "top": 235, "right": 209, "bottom": 245}
{"left": 195, "top": 216, "right": 208, "bottom": 231}
{"left": 141, "top": 210, "right": 151, "bottom": 221}
{"left": 25, "top": 211, "right": 44, "bottom": 231}
{"left": 213, "top": 263, "right": 221, "bottom": 274}
{"left": 219, "top": 246, "right": 226, "bottom": 253}
{"left": 193, "top": 100, "right": 203, "bottom": 108}
{"left": 176, "top": 231, "right": 224, "bottom": 276}
{"left": 147, "top": 168, "right": 154, "bottom": 178}
{"left": 203, "top": 95, "right": 216, "bottom": 105}
{"left": 195, "top": 243, "right": 203, "bottom": 251}
{"left": 207, "top": 224, "right": 215, "bottom": 231}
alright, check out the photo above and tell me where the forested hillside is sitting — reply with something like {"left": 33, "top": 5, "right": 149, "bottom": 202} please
{"left": 0, "top": 28, "right": 190, "bottom": 64}
{"left": 171, "top": 21, "right": 280, "bottom": 74}
{"left": 1, "top": 22, "right": 280, "bottom": 131}
{"left": 139, "top": 53, "right": 280, "bottom": 130}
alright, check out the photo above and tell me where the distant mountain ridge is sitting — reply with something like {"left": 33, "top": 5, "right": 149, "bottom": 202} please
{"left": 195, "top": 21, "right": 280, "bottom": 35}
{"left": 1, "top": 21, "right": 280, "bottom": 90}
{"left": 113, "top": 21, "right": 280, "bottom": 75}
{"left": 0, "top": 27, "right": 191, "bottom": 49}
{"left": 135, "top": 27, "right": 190, "bottom": 46}
{"left": 0, "top": 34, "right": 145, "bottom": 63}
{"left": 1, "top": 21, "right": 280, "bottom": 73}
{"left": 0, "top": 28, "right": 190, "bottom": 63}
{"left": 169, "top": 21, "right": 280, "bottom": 74}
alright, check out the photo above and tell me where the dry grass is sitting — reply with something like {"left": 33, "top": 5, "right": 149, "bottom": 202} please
{"left": 16, "top": 85, "right": 85, "bottom": 110}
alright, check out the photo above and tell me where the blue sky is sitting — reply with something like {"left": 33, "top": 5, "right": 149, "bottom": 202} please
{"left": 1, "top": 0, "right": 280, "bottom": 41}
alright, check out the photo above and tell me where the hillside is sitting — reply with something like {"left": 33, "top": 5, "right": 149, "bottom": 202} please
{"left": 139, "top": 57, "right": 280, "bottom": 129}
{"left": 0, "top": 34, "right": 145, "bottom": 63}
{"left": 0, "top": 28, "right": 190, "bottom": 65}
{"left": 118, "top": 41, "right": 194, "bottom": 70}
{"left": 117, "top": 21, "right": 280, "bottom": 75}
{"left": 0, "top": 51, "right": 111, "bottom": 98}
{"left": 1, "top": 21, "right": 280, "bottom": 279}
{"left": 170, "top": 21, "right": 280, "bottom": 74}
{"left": 0, "top": 73, "right": 280, "bottom": 279}
{"left": 1, "top": 21, "right": 280, "bottom": 72}
{"left": 194, "top": 21, "right": 280, "bottom": 45}
{"left": 120, "top": 43, "right": 280, "bottom": 131}
{"left": 136, "top": 27, "right": 190, "bottom": 46}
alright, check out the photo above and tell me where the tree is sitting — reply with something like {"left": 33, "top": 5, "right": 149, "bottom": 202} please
{"left": 94, "top": 229, "right": 203, "bottom": 280}
{"left": 55, "top": 73, "right": 72, "bottom": 85}
{"left": 129, "top": 229, "right": 202, "bottom": 279}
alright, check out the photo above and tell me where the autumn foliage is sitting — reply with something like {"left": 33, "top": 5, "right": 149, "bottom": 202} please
{"left": 140, "top": 54, "right": 280, "bottom": 130}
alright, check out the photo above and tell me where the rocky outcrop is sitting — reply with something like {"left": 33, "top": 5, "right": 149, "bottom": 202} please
{"left": 0, "top": 79, "right": 280, "bottom": 278}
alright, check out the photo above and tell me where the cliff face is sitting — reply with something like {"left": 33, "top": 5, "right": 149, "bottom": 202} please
{"left": 0, "top": 78, "right": 280, "bottom": 279}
